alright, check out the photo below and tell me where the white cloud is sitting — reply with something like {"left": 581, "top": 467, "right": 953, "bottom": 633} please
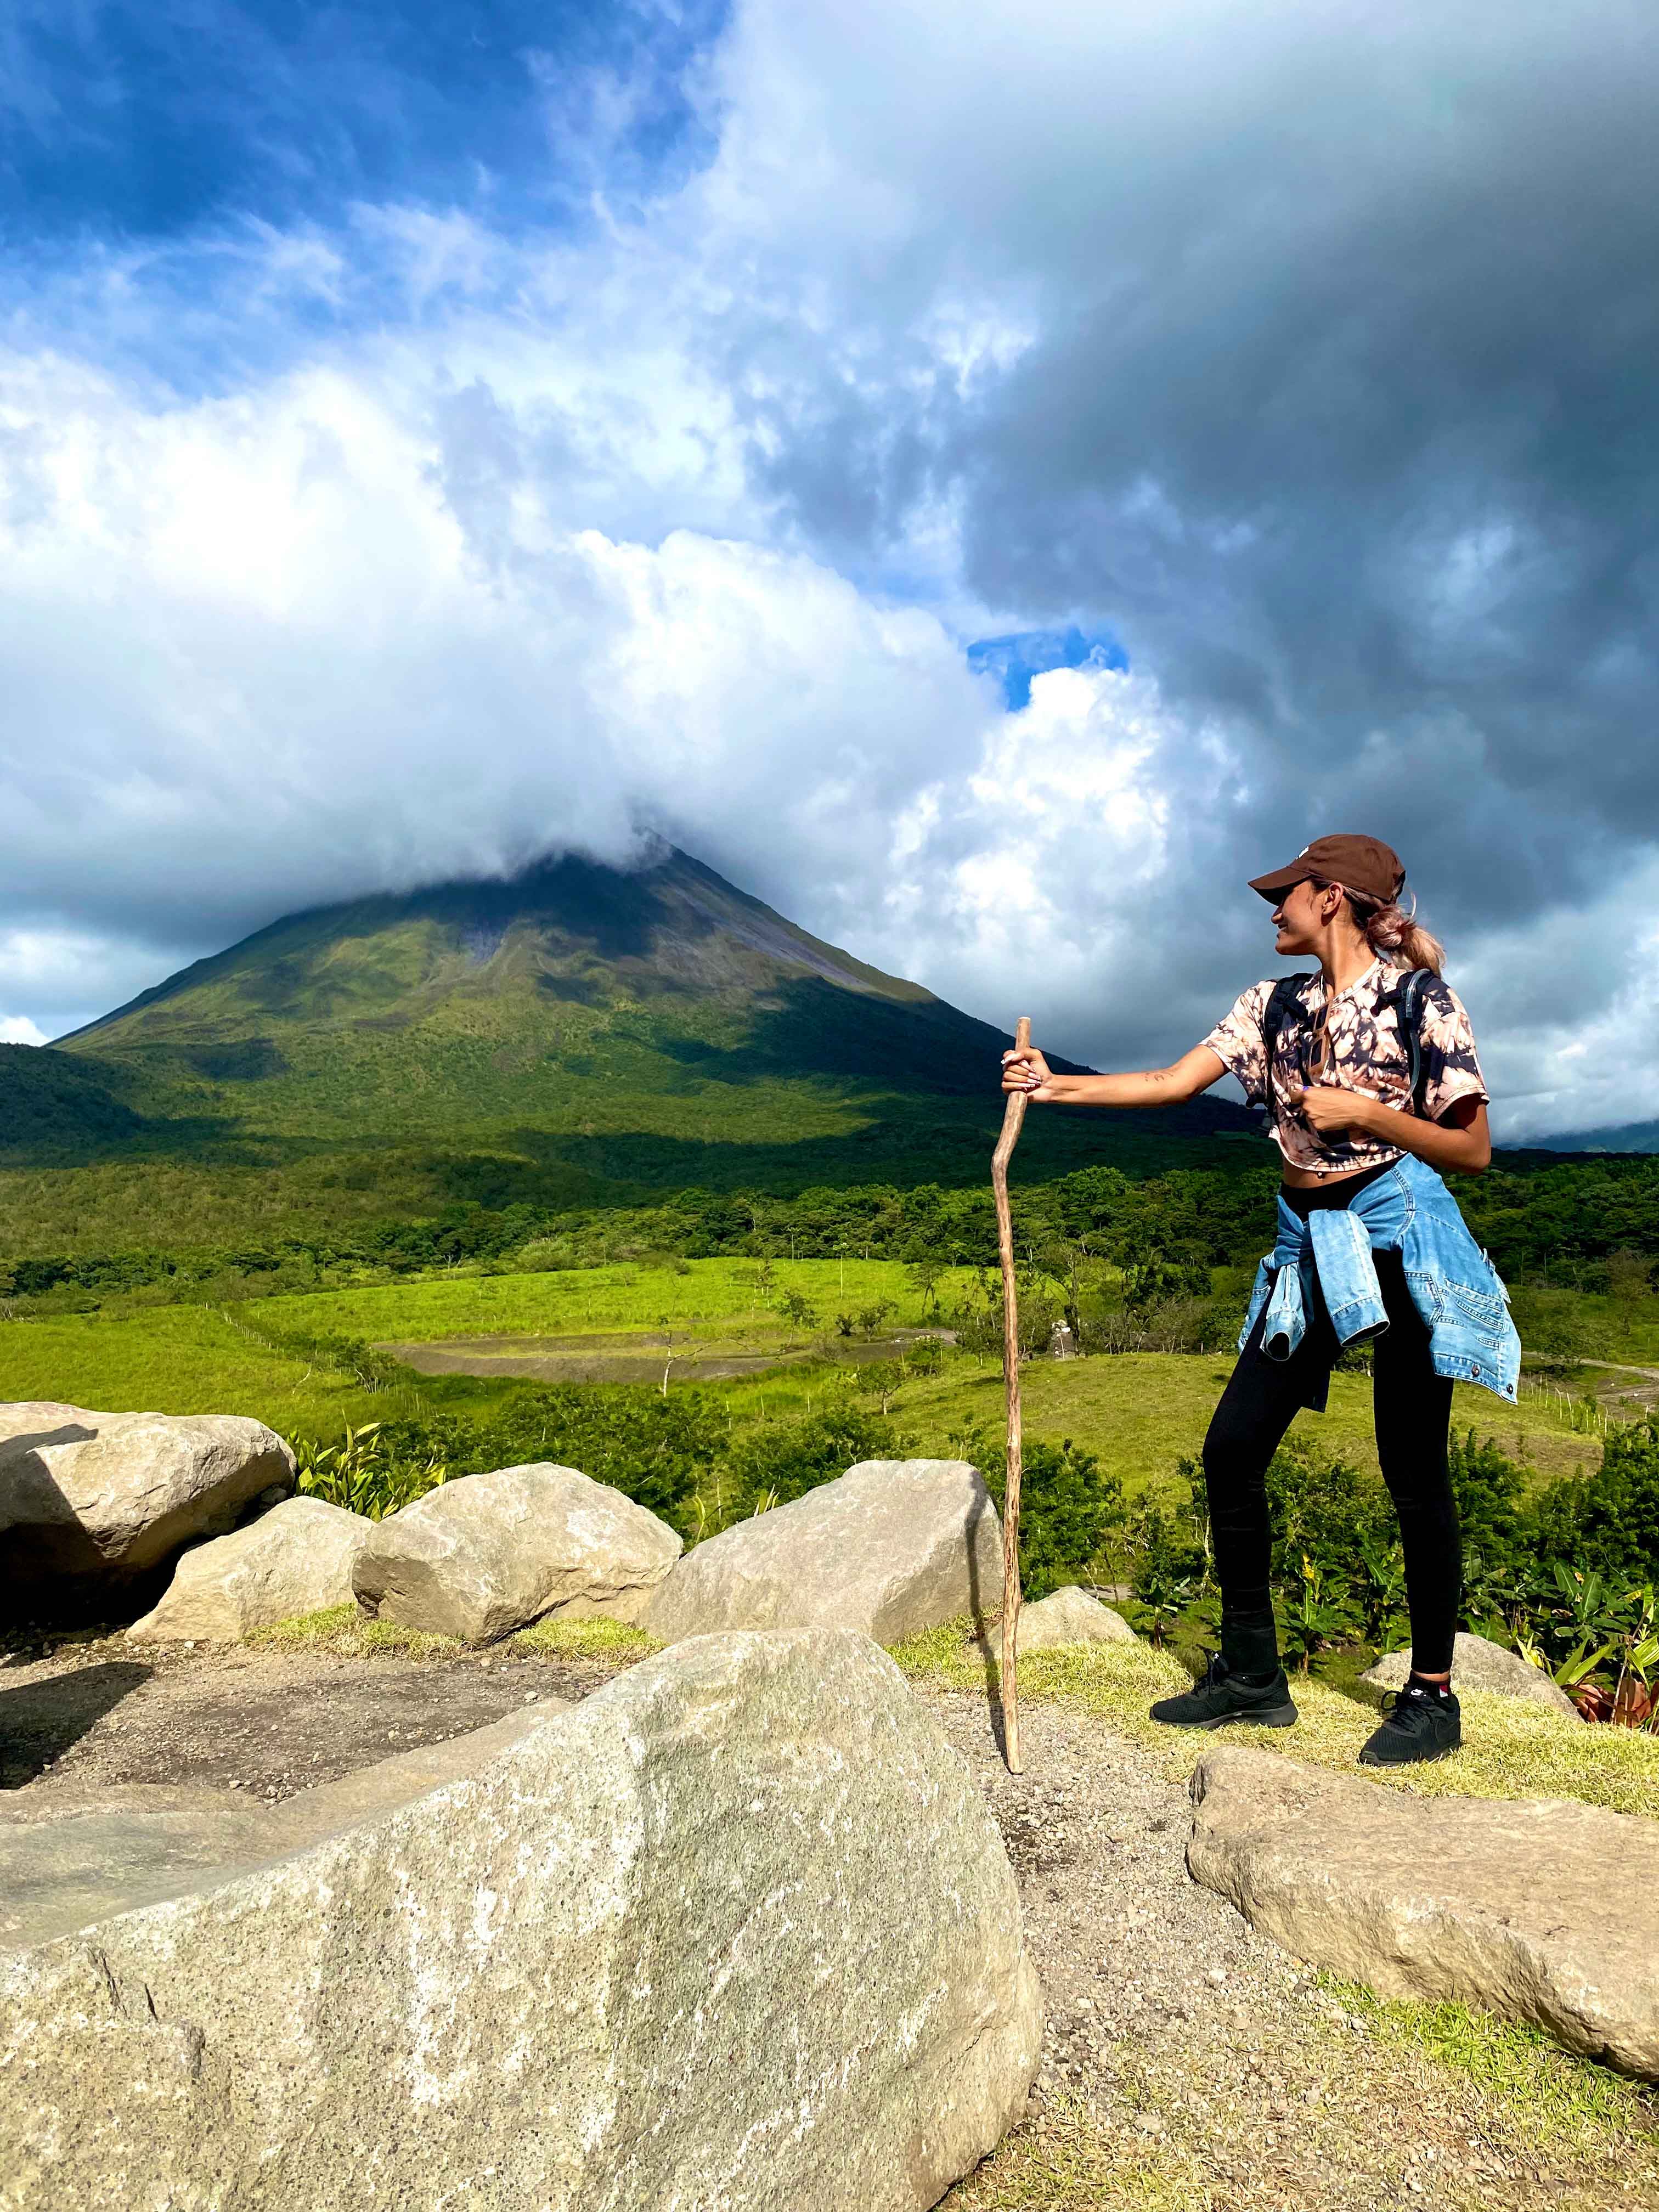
{"left": 0, "top": 1016, "right": 48, "bottom": 1046}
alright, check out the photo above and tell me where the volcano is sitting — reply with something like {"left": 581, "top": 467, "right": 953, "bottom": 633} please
{"left": 2, "top": 848, "right": 1257, "bottom": 1251}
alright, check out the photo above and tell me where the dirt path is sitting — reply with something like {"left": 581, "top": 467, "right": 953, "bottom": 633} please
{"left": 1578, "top": 1358, "right": 1659, "bottom": 1412}
{"left": 2, "top": 1640, "right": 1655, "bottom": 2207}
{"left": 928, "top": 1689, "right": 1658, "bottom": 2212}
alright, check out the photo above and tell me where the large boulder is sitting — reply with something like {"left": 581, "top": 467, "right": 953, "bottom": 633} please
{"left": 645, "top": 1459, "right": 1003, "bottom": 1645}
{"left": 1187, "top": 1743, "right": 1659, "bottom": 2078}
{"left": 1362, "top": 1631, "right": 1578, "bottom": 1718}
{"left": 0, "top": 1704, "right": 573, "bottom": 1949}
{"left": 0, "top": 1403, "right": 295, "bottom": 1610}
{"left": 126, "top": 1497, "right": 373, "bottom": 1642}
{"left": 1015, "top": 1584, "right": 1138, "bottom": 1654}
{"left": 353, "top": 1462, "right": 682, "bottom": 1642}
{"left": 1, "top": 1629, "right": 1044, "bottom": 2210}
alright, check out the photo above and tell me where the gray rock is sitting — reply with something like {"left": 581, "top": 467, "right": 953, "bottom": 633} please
{"left": 1, "top": 1629, "right": 1043, "bottom": 2209}
{"left": 1362, "top": 1630, "right": 1578, "bottom": 1717}
{"left": 353, "top": 1461, "right": 682, "bottom": 1642}
{"left": 645, "top": 1458, "right": 1003, "bottom": 1645}
{"left": 0, "top": 1403, "right": 295, "bottom": 1601}
{"left": 1015, "top": 1584, "right": 1138, "bottom": 1653}
{"left": 126, "top": 1497, "right": 373, "bottom": 1642}
{"left": 0, "top": 1706, "right": 573, "bottom": 1950}
{"left": 1188, "top": 1743, "right": 1659, "bottom": 2078}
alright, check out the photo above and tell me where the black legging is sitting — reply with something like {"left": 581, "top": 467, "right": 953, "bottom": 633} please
{"left": 1204, "top": 1182, "right": 1460, "bottom": 1678}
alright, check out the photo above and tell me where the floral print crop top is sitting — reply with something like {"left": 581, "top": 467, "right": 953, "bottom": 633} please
{"left": 1203, "top": 960, "right": 1489, "bottom": 1176}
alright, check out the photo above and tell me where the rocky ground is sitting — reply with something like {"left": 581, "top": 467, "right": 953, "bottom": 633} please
{"left": 2, "top": 1634, "right": 1655, "bottom": 2209}
{"left": 0, "top": 1630, "right": 632, "bottom": 1799}
{"left": 930, "top": 1689, "right": 1659, "bottom": 2211}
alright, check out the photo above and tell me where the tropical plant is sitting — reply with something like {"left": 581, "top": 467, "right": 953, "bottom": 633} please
{"left": 1353, "top": 1530, "right": 1409, "bottom": 1647}
{"left": 294, "top": 1423, "right": 450, "bottom": 1519}
{"left": 1279, "top": 1555, "right": 1359, "bottom": 1672}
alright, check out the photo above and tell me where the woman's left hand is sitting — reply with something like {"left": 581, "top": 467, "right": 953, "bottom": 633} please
{"left": 1297, "top": 1084, "right": 1379, "bottom": 1136}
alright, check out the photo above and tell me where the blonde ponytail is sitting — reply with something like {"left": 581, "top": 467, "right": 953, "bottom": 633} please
{"left": 1314, "top": 878, "right": 1446, "bottom": 975}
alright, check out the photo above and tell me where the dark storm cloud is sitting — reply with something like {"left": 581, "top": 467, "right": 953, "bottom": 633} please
{"left": 726, "top": 1, "right": 1659, "bottom": 940}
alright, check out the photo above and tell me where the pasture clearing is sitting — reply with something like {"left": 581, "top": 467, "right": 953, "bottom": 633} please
{"left": 0, "top": 1248, "right": 1610, "bottom": 1509}
{"left": 255, "top": 1256, "right": 974, "bottom": 1346}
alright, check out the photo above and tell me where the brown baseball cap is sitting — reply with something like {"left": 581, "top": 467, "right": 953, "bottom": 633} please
{"left": 1248, "top": 832, "right": 1406, "bottom": 907}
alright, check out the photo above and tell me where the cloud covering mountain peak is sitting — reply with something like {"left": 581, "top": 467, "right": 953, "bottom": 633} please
{"left": 3, "top": 0, "right": 1657, "bottom": 1138}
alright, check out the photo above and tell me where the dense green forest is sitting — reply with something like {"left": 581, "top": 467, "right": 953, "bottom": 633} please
{"left": 8, "top": 1152, "right": 1656, "bottom": 1314}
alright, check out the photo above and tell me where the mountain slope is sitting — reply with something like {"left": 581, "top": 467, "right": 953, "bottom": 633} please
{"left": 1505, "top": 1119, "right": 1659, "bottom": 1155}
{"left": 4, "top": 848, "right": 1259, "bottom": 1254}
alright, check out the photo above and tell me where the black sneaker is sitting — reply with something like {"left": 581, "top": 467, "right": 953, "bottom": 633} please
{"left": 1149, "top": 1651, "right": 1299, "bottom": 1730}
{"left": 1359, "top": 1683, "right": 1462, "bottom": 1767}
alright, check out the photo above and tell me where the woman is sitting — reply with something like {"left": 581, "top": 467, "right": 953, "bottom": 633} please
{"left": 1001, "top": 832, "right": 1520, "bottom": 1767}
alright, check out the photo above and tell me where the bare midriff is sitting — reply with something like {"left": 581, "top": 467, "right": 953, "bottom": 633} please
{"left": 1279, "top": 1154, "right": 1399, "bottom": 1190}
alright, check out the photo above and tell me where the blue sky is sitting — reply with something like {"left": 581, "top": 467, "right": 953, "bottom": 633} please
{"left": 2, "top": 1, "right": 719, "bottom": 242}
{"left": 2, "top": 0, "right": 1657, "bottom": 1136}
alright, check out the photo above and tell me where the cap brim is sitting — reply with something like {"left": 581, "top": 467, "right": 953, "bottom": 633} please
{"left": 1246, "top": 862, "right": 1313, "bottom": 902}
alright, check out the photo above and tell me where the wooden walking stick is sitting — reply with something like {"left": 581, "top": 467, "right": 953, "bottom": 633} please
{"left": 991, "top": 1015, "right": 1032, "bottom": 1774}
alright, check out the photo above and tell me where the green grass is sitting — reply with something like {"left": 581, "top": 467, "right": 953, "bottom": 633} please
{"left": 943, "top": 2094, "right": 1201, "bottom": 2211}
{"left": 249, "top": 1602, "right": 661, "bottom": 1664}
{"left": 1332, "top": 1979, "right": 1655, "bottom": 2144}
{"left": 248, "top": 1604, "right": 466, "bottom": 1658}
{"left": 257, "top": 1256, "right": 974, "bottom": 1347}
{"left": 889, "top": 1350, "right": 1604, "bottom": 1495}
{"left": 0, "top": 1305, "right": 408, "bottom": 1434}
{"left": 511, "top": 1615, "right": 661, "bottom": 1662}
{"left": 888, "top": 1627, "right": 1659, "bottom": 1819}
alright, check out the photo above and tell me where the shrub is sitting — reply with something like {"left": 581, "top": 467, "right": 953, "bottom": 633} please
{"left": 1448, "top": 1427, "right": 1530, "bottom": 1617}
{"left": 1124, "top": 1499, "right": 1206, "bottom": 1639}
{"left": 725, "top": 1406, "right": 908, "bottom": 1515}
{"left": 970, "top": 1431, "right": 1127, "bottom": 1602}
{"left": 294, "top": 1421, "right": 454, "bottom": 1520}
{"left": 1263, "top": 1437, "right": 1392, "bottom": 1588}
{"left": 1535, "top": 1417, "right": 1659, "bottom": 1585}
{"left": 469, "top": 1386, "right": 725, "bottom": 1535}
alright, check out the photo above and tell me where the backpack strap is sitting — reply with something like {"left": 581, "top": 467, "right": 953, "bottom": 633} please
{"left": 1259, "top": 973, "right": 1315, "bottom": 1118}
{"left": 1378, "top": 967, "right": 1434, "bottom": 1117}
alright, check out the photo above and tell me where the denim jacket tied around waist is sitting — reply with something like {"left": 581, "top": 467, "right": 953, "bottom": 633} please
{"left": 1239, "top": 1153, "right": 1520, "bottom": 1408}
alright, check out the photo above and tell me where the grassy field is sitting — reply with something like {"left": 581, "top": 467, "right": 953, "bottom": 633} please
{"left": 0, "top": 1252, "right": 1614, "bottom": 1511}
{"left": 0, "top": 1259, "right": 968, "bottom": 1439}
{"left": 884, "top": 1349, "right": 1608, "bottom": 1493}
{"left": 255, "top": 1256, "right": 977, "bottom": 1347}
{"left": 0, "top": 1304, "right": 523, "bottom": 1437}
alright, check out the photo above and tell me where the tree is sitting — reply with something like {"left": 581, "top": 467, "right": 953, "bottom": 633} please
{"left": 905, "top": 1251, "right": 948, "bottom": 1318}
{"left": 1605, "top": 1248, "right": 1654, "bottom": 1342}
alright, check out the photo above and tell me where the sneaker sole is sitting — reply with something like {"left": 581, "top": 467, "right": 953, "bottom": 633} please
{"left": 1357, "top": 1740, "right": 1460, "bottom": 1767}
{"left": 1152, "top": 1703, "right": 1300, "bottom": 1731}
